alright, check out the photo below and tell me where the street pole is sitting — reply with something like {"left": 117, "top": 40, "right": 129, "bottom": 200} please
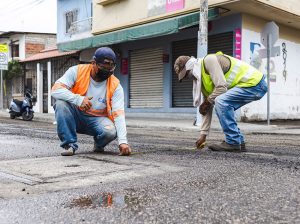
{"left": 195, "top": 0, "right": 208, "bottom": 126}
{"left": 260, "top": 22, "right": 279, "bottom": 126}
{"left": 197, "top": 0, "right": 208, "bottom": 58}
{"left": 267, "top": 34, "right": 271, "bottom": 125}
{"left": 0, "top": 69, "right": 3, "bottom": 109}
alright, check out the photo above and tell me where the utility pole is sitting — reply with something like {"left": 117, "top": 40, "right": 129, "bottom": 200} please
{"left": 195, "top": 0, "right": 208, "bottom": 126}
{"left": 266, "top": 34, "right": 271, "bottom": 125}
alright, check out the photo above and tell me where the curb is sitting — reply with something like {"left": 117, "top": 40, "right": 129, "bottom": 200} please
{"left": 1, "top": 111, "right": 300, "bottom": 135}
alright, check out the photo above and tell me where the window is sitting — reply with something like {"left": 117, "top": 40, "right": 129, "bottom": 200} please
{"left": 25, "top": 78, "right": 32, "bottom": 93}
{"left": 65, "top": 9, "right": 79, "bottom": 33}
{"left": 12, "top": 76, "right": 24, "bottom": 95}
{"left": 10, "top": 42, "right": 19, "bottom": 58}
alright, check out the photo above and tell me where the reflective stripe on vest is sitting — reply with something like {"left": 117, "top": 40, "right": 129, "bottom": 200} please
{"left": 201, "top": 53, "right": 263, "bottom": 96}
{"left": 71, "top": 64, "right": 120, "bottom": 122}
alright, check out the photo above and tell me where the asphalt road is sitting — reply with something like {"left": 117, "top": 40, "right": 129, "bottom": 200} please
{"left": 0, "top": 117, "right": 299, "bottom": 224}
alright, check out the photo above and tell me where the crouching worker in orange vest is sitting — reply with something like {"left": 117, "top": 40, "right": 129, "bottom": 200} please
{"left": 51, "top": 47, "right": 131, "bottom": 156}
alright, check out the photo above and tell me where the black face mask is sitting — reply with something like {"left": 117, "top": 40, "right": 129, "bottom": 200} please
{"left": 95, "top": 68, "right": 113, "bottom": 82}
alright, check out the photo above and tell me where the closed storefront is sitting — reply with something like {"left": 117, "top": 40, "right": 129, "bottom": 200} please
{"left": 172, "top": 32, "right": 234, "bottom": 107}
{"left": 129, "top": 48, "right": 164, "bottom": 108}
{"left": 171, "top": 38, "right": 196, "bottom": 107}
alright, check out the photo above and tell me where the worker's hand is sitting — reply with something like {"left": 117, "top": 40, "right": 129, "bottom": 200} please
{"left": 199, "top": 99, "right": 212, "bottom": 116}
{"left": 119, "top": 143, "right": 131, "bottom": 156}
{"left": 195, "top": 134, "right": 207, "bottom": 149}
{"left": 80, "top": 96, "right": 93, "bottom": 111}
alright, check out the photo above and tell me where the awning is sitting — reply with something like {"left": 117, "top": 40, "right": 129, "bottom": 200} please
{"left": 21, "top": 48, "right": 79, "bottom": 62}
{"left": 58, "top": 9, "right": 219, "bottom": 52}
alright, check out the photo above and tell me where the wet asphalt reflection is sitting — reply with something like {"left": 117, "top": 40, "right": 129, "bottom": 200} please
{"left": 67, "top": 189, "right": 150, "bottom": 210}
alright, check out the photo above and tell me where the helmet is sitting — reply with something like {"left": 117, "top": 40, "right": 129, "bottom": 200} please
{"left": 93, "top": 47, "right": 116, "bottom": 64}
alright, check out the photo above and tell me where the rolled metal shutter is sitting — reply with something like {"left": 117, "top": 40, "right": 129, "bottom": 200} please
{"left": 129, "top": 48, "right": 164, "bottom": 108}
{"left": 172, "top": 31, "right": 233, "bottom": 107}
{"left": 208, "top": 32, "right": 234, "bottom": 55}
{"left": 172, "top": 39, "right": 197, "bottom": 107}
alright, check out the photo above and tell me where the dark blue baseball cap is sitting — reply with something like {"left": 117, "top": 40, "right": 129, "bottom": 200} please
{"left": 93, "top": 47, "right": 116, "bottom": 64}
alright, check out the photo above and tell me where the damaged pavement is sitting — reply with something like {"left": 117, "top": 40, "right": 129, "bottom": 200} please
{"left": 0, "top": 111, "right": 300, "bottom": 223}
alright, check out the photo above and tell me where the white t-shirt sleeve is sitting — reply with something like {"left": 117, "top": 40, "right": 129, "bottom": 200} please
{"left": 112, "top": 84, "right": 128, "bottom": 145}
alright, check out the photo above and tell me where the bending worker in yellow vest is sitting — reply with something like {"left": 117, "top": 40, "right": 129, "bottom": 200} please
{"left": 174, "top": 52, "right": 267, "bottom": 152}
{"left": 51, "top": 47, "right": 131, "bottom": 156}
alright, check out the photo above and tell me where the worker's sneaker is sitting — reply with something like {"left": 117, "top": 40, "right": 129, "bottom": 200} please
{"left": 61, "top": 147, "right": 75, "bottom": 156}
{"left": 93, "top": 143, "right": 105, "bottom": 153}
{"left": 208, "top": 141, "right": 241, "bottom": 152}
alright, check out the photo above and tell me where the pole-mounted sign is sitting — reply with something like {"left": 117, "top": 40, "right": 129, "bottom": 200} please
{"left": 258, "top": 21, "right": 280, "bottom": 125}
{"left": 0, "top": 44, "right": 8, "bottom": 109}
{"left": 0, "top": 44, "right": 8, "bottom": 70}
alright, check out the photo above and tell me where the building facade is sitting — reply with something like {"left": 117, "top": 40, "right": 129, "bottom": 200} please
{"left": 53, "top": 0, "right": 300, "bottom": 120}
{"left": 0, "top": 32, "right": 56, "bottom": 108}
{"left": 21, "top": 48, "right": 80, "bottom": 113}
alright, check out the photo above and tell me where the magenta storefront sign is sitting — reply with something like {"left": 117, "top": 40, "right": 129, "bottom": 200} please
{"left": 166, "top": 0, "right": 185, "bottom": 13}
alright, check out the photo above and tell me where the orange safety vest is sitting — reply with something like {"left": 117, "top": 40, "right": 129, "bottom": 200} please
{"left": 71, "top": 64, "right": 120, "bottom": 122}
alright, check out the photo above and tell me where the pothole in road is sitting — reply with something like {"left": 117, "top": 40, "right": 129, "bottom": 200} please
{"left": 67, "top": 190, "right": 150, "bottom": 209}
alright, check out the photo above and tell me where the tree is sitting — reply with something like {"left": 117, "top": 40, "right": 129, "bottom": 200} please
{"left": 3, "top": 60, "right": 22, "bottom": 80}
{"left": 3, "top": 60, "right": 23, "bottom": 96}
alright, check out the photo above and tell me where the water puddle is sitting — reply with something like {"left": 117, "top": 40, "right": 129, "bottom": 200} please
{"left": 67, "top": 190, "right": 150, "bottom": 209}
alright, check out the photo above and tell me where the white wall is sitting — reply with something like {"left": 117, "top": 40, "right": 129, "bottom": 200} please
{"left": 92, "top": 0, "right": 233, "bottom": 34}
{"left": 241, "top": 28, "right": 300, "bottom": 120}
{"left": 47, "top": 61, "right": 54, "bottom": 114}
{"left": 0, "top": 34, "right": 25, "bottom": 60}
{"left": 34, "top": 63, "right": 43, "bottom": 113}
{"left": 57, "top": 0, "right": 92, "bottom": 43}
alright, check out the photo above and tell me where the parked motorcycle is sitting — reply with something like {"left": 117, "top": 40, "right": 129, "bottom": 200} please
{"left": 9, "top": 91, "right": 34, "bottom": 121}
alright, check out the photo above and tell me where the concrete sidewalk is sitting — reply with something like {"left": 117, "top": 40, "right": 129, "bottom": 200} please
{"left": 1, "top": 109, "right": 300, "bottom": 135}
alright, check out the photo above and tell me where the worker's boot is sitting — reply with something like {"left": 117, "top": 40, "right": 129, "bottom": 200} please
{"left": 241, "top": 142, "right": 246, "bottom": 152}
{"left": 208, "top": 141, "right": 241, "bottom": 152}
{"left": 218, "top": 140, "right": 246, "bottom": 152}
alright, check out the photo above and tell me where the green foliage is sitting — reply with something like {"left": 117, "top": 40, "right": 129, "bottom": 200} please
{"left": 3, "top": 60, "right": 22, "bottom": 80}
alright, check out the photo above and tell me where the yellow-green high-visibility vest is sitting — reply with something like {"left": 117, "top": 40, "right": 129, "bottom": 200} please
{"left": 201, "top": 52, "right": 264, "bottom": 97}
